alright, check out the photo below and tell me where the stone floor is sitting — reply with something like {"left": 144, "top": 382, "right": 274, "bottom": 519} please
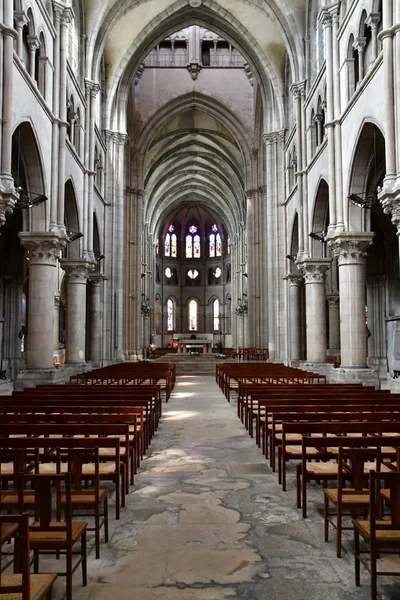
{"left": 49, "top": 375, "right": 400, "bottom": 600}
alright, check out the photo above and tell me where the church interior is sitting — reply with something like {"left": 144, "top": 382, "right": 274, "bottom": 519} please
{"left": 1, "top": 0, "right": 400, "bottom": 598}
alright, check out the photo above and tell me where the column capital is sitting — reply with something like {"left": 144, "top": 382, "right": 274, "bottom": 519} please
{"left": 0, "top": 183, "right": 18, "bottom": 227}
{"left": 85, "top": 79, "right": 100, "bottom": 98}
{"left": 380, "top": 187, "right": 400, "bottom": 231}
{"left": 366, "top": 13, "right": 381, "bottom": 29}
{"left": 326, "top": 293, "right": 339, "bottom": 308}
{"left": 318, "top": 7, "right": 333, "bottom": 27}
{"left": 298, "top": 259, "right": 331, "bottom": 284}
{"left": 60, "top": 258, "right": 94, "bottom": 283}
{"left": 327, "top": 232, "right": 374, "bottom": 264}
{"left": 19, "top": 232, "right": 66, "bottom": 266}
{"left": 27, "top": 35, "right": 40, "bottom": 52}
{"left": 60, "top": 7, "right": 74, "bottom": 27}
{"left": 125, "top": 187, "right": 144, "bottom": 198}
{"left": 14, "top": 11, "right": 29, "bottom": 28}
{"left": 285, "top": 274, "right": 303, "bottom": 286}
{"left": 117, "top": 133, "right": 128, "bottom": 146}
{"left": 353, "top": 37, "right": 367, "bottom": 51}
{"left": 89, "top": 273, "right": 105, "bottom": 286}
{"left": 290, "top": 81, "right": 306, "bottom": 99}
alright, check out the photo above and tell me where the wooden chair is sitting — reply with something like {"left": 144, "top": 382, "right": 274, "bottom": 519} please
{"left": 0, "top": 513, "right": 57, "bottom": 600}
{"left": 19, "top": 473, "right": 87, "bottom": 600}
{"left": 324, "top": 447, "right": 381, "bottom": 558}
{"left": 353, "top": 470, "right": 400, "bottom": 600}
{"left": 56, "top": 448, "right": 108, "bottom": 559}
{"left": 0, "top": 449, "right": 38, "bottom": 514}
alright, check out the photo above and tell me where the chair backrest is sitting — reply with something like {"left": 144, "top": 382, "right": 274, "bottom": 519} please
{"left": 19, "top": 473, "right": 72, "bottom": 543}
{"left": 0, "top": 513, "right": 30, "bottom": 599}
{"left": 0, "top": 448, "right": 38, "bottom": 489}
{"left": 57, "top": 447, "right": 100, "bottom": 499}
{"left": 339, "top": 447, "right": 381, "bottom": 493}
{"left": 370, "top": 470, "right": 400, "bottom": 533}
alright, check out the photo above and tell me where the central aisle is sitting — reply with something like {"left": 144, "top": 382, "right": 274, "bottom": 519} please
{"left": 74, "top": 375, "right": 375, "bottom": 600}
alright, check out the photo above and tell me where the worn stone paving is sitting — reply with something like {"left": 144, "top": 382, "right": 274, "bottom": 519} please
{"left": 52, "top": 375, "right": 400, "bottom": 599}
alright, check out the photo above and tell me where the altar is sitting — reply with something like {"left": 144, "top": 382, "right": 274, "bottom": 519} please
{"left": 178, "top": 339, "right": 214, "bottom": 354}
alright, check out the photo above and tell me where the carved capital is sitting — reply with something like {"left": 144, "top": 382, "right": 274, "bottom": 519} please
{"left": 318, "top": 7, "right": 333, "bottom": 27}
{"left": 326, "top": 294, "right": 339, "bottom": 308}
{"left": 85, "top": 79, "right": 100, "bottom": 98}
{"left": 27, "top": 36, "right": 40, "bottom": 52}
{"left": 327, "top": 233, "right": 374, "bottom": 265}
{"left": 60, "top": 259, "right": 94, "bottom": 283}
{"left": 60, "top": 7, "right": 74, "bottom": 27}
{"left": 380, "top": 188, "right": 400, "bottom": 230}
{"left": 19, "top": 232, "right": 66, "bottom": 266}
{"left": 89, "top": 273, "right": 104, "bottom": 287}
{"left": 366, "top": 13, "right": 381, "bottom": 29}
{"left": 14, "top": 11, "right": 29, "bottom": 28}
{"left": 298, "top": 259, "right": 331, "bottom": 284}
{"left": 262, "top": 132, "right": 274, "bottom": 146}
{"left": 117, "top": 133, "right": 128, "bottom": 146}
{"left": 0, "top": 183, "right": 18, "bottom": 227}
{"left": 285, "top": 274, "right": 303, "bottom": 287}
{"left": 353, "top": 37, "right": 367, "bottom": 52}
{"left": 290, "top": 81, "right": 306, "bottom": 99}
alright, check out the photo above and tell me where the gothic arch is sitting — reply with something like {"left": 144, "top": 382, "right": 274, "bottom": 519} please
{"left": 64, "top": 178, "right": 81, "bottom": 258}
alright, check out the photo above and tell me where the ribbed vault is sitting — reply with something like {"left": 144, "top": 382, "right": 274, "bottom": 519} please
{"left": 141, "top": 107, "right": 245, "bottom": 238}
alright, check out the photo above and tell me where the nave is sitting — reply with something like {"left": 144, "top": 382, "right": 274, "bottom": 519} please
{"left": 62, "top": 375, "right": 397, "bottom": 600}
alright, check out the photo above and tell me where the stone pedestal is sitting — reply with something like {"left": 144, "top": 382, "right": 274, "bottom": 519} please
{"left": 19, "top": 232, "right": 66, "bottom": 369}
{"left": 60, "top": 259, "right": 93, "bottom": 363}
{"left": 328, "top": 233, "right": 374, "bottom": 367}
{"left": 298, "top": 259, "right": 331, "bottom": 362}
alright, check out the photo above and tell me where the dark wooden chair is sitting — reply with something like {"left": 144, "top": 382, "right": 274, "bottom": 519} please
{"left": 56, "top": 448, "right": 108, "bottom": 559}
{"left": 353, "top": 470, "right": 400, "bottom": 600}
{"left": 19, "top": 473, "right": 87, "bottom": 600}
{"left": 324, "top": 447, "right": 381, "bottom": 557}
{"left": 0, "top": 513, "right": 57, "bottom": 600}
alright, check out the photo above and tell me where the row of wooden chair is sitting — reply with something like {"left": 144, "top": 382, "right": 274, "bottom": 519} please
{"left": 221, "top": 364, "right": 400, "bottom": 598}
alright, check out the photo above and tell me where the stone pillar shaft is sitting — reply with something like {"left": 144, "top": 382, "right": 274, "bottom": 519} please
{"left": 61, "top": 259, "right": 92, "bottom": 363}
{"left": 299, "top": 260, "right": 330, "bottom": 362}
{"left": 89, "top": 275, "right": 103, "bottom": 362}
{"left": 327, "top": 294, "right": 340, "bottom": 350}
{"left": 380, "top": 3, "right": 396, "bottom": 177}
{"left": 1, "top": 1, "right": 16, "bottom": 182}
{"left": 286, "top": 275, "right": 302, "bottom": 361}
{"left": 19, "top": 233, "right": 65, "bottom": 369}
{"left": 329, "top": 234, "right": 374, "bottom": 367}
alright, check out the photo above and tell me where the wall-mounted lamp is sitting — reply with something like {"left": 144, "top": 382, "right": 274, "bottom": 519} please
{"left": 309, "top": 231, "right": 326, "bottom": 243}
{"left": 286, "top": 254, "right": 296, "bottom": 262}
{"left": 66, "top": 230, "right": 83, "bottom": 243}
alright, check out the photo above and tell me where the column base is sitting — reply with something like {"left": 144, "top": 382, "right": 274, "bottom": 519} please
{"left": 298, "top": 361, "right": 335, "bottom": 378}
{"left": 0, "top": 379, "right": 14, "bottom": 396}
{"left": 14, "top": 363, "right": 93, "bottom": 391}
{"left": 329, "top": 367, "right": 380, "bottom": 388}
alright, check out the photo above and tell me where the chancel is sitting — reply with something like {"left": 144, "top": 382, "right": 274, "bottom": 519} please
{"left": 1, "top": 0, "right": 400, "bottom": 598}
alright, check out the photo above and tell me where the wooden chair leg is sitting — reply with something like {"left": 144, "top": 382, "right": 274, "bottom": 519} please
{"left": 336, "top": 505, "right": 342, "bottom": 558}
{"left": 354, "top": 529, "right": 360, "bottom": 586}
{"left": 95, "top": 503, "right": 100, "bottom": 559}
{"left": 33, "top": 549, "right": 39, "bottom": 573}
{"left": 104, "top": 496, "right": 109, "bottom": 543}
{"left": 82, "top": 531, "right": 87, "bottom": 587}
{"left": 66, "top": 548, "right": 72, "bottom": 600}
{"left": 370, "top": 546, "right": 377, "bottom": 600}
{"left": 296, "top": 463, "right": 301, "bottom": 509}
{"left": 324, "top": 494, "right": 329, "bottom": 542}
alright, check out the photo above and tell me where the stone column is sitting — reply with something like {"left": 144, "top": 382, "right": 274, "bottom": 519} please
{"left": 60, "top": 259, "right": 93, "bottom": 363}
{"left": 285, "top": 274, "right": 303, "bottom": 361}
{"left": 53, "top": 294, "right": 61, "bottom": 354}
{"left": 378, "top": 2, "right": 396, "bottom": 184}
{"left": 354, "top": 38, "right": 366, "bottom": 81}
{"left": 290, "top": 83, "right": 306, "bottom": 255}
{"left": 4, "top": 277, "right": 25, "bottom": 379}
{"left": 88, "top": 274, "right": 103, "bottom": 363}
{"left": 57, "top": 7, "right": 73, "bottom": 231}
{"left": 49, "top": 4, "right": 61, "bottom": 230}
{"left": 84, "top": 80, "right": 100, "bottom": 257}
{"left": 19, "top": 233, "right": 66, "bottom": 369}
{"left": 14, "top": 12, "right": 28, "bottom": 60}
{"left": 367, "top": 14, "right": 381, "bottom": 62}
{"left": 319, "top": 7, "right": 336, "bottom": 231}
{"left": 327, "top": 293, "right": 340, "bottom": 351}
{"left": 27, "top": 36, "right": 40, "bottom": 80}
{"left": 329, "top": 233, "right": 374, "bottom": 367}
{"left": 299, "top": 260, "right": 331, "bottom": 362}
{"left": 0, "top": 0, "right": 18, "bottom": 223}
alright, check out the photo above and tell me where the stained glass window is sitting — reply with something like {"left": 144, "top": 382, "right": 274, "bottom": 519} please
{"left": 216, "top": 233, "right": 222, "bottom": 256}
{"left": 213, "top": 298, "right": 220, "bottom": 331}
{"left": 186, "top": 235, "right": 193, "bottom": 258}
{"left": 156, "top": 238, "right": 159, "bottom": 255}
{"left": 167, "top": 299, "right": 174, "bottom": 331}
{"left": 169, "top": 225, "right": 175, "bottom": 233}
{"left": 211, "top": 224, "right": 218, "bottom": 233}
{"left": 188, "top": 270, "right": 199, "bottom": 279}
{"left": 165, "top": 267, "right": 172, "bottom": 279}
{"left": 165, "top": 233, "right": 170, "bottom": 257}
{"left": 227, "top": 236, "right": 231, "bottom": 255}
{"left": 171, "top": 234, "right": 177, "bottom": 257}
{"left": 189, "top": 300, "right": 198, "bottom": 331}
{"left": 209, "top": 234, "right": 215, "bottom": 257}
{"left": 214, "top": 267, "right": 222, "bottom": 279}
{"left": 194, "top": 235, "right": 200, "bottom": 258}
{"left": 189, "top": 225, "right": 197, "bottom": 234}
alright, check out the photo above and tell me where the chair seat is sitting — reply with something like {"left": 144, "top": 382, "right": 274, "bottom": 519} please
{"left": 286, "top": 445, "right": 319, "bottom": 456}
{"left": 0, "top": 573, "right": 57, "bottom": 600}
{"left": 304, "top": 462, "right": 340, "bottom": 475}
{"left": 0, "top": 492, "right": 35, "bottom": 506}
{"left": 353, "top": 519, "right": 400, "bottom": 542}
{"left": 30, "top": 521, "right": 87, "bottom": 546}
{"left": 324, "top": 488, "right": 370, "bottom": 504}
{"left": 59, "top": 489, "right": 108, "bottom": 505}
